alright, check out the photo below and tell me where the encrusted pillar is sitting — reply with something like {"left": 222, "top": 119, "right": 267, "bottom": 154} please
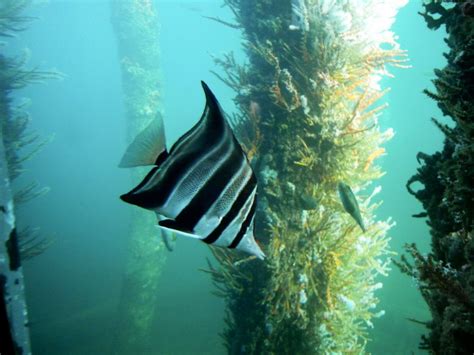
{"left": 110, "top": 1, "right": 166, "bottom": 353}
{"left": 398, "top": 2, "right": 474, "bottom": 353}
{"left": 208, "top": 1, "right": 408, "bottom": 353}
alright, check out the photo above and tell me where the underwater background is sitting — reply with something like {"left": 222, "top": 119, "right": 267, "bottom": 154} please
{"left": 5, "top": 0, "right": 454, "bottom": 354}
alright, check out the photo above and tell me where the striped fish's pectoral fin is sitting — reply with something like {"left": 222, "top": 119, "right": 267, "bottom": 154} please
{"left": 158, "top": 219, "right": 201, "bottom": 239}
{"left": 119, "top": 117, "right": 167, "bottom": 168}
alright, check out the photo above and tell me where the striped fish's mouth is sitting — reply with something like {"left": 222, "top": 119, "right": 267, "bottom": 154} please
{"left": 119, "top": 81, "right": 264, "bottom": 259}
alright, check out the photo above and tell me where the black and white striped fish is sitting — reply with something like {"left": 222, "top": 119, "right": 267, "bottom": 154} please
{"left": 119, "top": 81, "right": 265, "bottom": 259}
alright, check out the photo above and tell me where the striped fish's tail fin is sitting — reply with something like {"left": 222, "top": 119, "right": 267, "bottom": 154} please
{"left": 119, "top": 115, "right": 167, "bottom": 168}
{"left": 238, "top": 232, "right": 265, "bottom": 260}
{"left": 234, "top": 216, "right": 265, "bottom": 260}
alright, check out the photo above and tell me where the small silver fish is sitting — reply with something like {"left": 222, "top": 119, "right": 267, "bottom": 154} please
{"left": 338, "top": 182, "right": 366, "bottom": 232}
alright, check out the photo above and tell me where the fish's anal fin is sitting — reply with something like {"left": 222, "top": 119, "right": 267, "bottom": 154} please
{"left": 119, "top": 117, "right": 167, "bottom": 168}
{"left": 158, "top": 219, "right": 200, "bottom": 239}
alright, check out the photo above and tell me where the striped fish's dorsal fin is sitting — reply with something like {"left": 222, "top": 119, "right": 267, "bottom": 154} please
{"left": 201, "top": 81, "right": 221, "bottom": 121}
{"left": 119, "top": 115, "right": 167, "bottom": 168}
{"left": 165, "top": 81, "right": 224, "bottom": 158}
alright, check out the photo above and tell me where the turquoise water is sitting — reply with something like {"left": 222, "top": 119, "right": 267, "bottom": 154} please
{"left": 11, "top": 0, "right": 447, "bottom": 354}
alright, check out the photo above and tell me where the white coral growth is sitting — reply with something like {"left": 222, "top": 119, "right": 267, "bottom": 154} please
{"left": 290, "top": 0, "right": 310, "bottom": 31}
{"left": 296, "top": 0, "right": 408, "bottom": 53}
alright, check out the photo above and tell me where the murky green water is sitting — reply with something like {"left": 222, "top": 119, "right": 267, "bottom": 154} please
{"left": 9, "top": 1, "right": 449, "bottom": 354}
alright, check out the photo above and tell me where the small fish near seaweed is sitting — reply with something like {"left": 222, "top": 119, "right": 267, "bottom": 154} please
{"left": 119, "top": 81, "right": 265, "bottom": 259}
{"left": 338, "top": 182, "right": 366, "bottom": 232}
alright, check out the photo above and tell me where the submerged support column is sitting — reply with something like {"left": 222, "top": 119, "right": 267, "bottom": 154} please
{"left": 0, "top": 129, "right": 31, "bottom": 355}
{"left": 110, "top": 1, "right": 166, "bottom": 353}
{"left": 209, "top": 1, "right": 408, "bottom": 353}
{"left": 398, "top": 2, "right": 474, "bottom": 353}
{"left": 0, "top": 1, "right": 56, "bottom": 352}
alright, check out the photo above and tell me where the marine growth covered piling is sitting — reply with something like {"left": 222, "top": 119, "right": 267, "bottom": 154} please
{"left": 207, "top": 0, "right": 408, "bottom": 353}
{"left": 110, "top": 0, "right": 167, "bottom": 353}
{"left": 0, "top": 0, "right": 49, "bottom": 353}
{"left": 398, "top": 2, "right": 474, "bottom": 353}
